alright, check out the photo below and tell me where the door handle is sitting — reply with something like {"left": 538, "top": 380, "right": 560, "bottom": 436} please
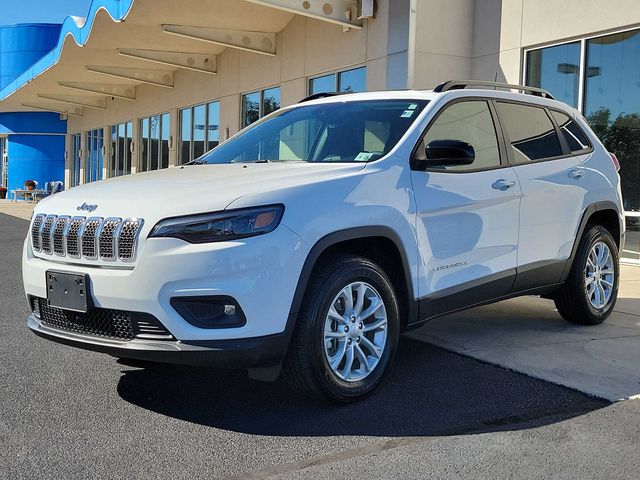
{"left": 492, "top": 179, "right": 516, "bottom": 191}
{"left": 569, "top": 167, "right": 585, "bottom": 179}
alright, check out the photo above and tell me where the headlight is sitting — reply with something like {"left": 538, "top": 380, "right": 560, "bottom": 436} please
{"left": 149, "top": 205, "right": 284, "bottom": 244}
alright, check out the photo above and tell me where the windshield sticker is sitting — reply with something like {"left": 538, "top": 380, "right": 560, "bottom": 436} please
{"left": 354, "top": 152, "right": 375, "bottom": 162}
{"left": 401, "top": 110, "right": 415, "bottom": 118}
{"left": 408, "top": 103, "right": 418, "bottom": 110}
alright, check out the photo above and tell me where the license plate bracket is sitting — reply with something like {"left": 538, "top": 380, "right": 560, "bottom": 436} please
{"left": 46, "top": 271, "right": 92, "bottom": 313}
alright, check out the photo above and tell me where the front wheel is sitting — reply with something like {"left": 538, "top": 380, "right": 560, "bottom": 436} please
{"left": 284, "top": 254, "right": 400, "bottom": 403}
{"left": 555, "top": 225, "right": 619, "bottom": 325}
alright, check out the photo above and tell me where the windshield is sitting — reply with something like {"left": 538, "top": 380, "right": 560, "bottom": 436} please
{"left": 195, "top": 99, "right": 428, "bottom": 164}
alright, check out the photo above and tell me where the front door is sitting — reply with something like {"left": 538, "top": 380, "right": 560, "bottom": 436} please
{"left": 411, "top": 99, "right": 521, "bottom": 318}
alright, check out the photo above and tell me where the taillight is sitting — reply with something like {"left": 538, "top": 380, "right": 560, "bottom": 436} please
{"left": 609, "top": 152, "right": 620, "bottom": 171}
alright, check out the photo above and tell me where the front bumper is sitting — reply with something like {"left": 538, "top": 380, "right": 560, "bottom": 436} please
{"left": 27, "top": 315, "right": 289, "bottom": 368}
{"left": 23, "top": 224, "right": 308, "bottom": 342}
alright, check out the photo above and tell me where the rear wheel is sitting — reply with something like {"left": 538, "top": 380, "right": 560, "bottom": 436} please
{"left": 555, "top": 225, "right": 619, "bottom": 325}
{"left": 284, "top": 254, "right": 400, "bottom": 403}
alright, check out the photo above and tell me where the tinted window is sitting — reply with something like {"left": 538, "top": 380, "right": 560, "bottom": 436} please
{"left": 422, "top": 101, "right": 501, "bottom": 171}
{"left": 551, "top": 110, "right": 591, "bottom": 152}
{"left": 497, "top": 103, "right": 563, "bottom": 162}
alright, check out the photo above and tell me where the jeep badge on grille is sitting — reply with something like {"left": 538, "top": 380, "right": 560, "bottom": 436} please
{"left": 77, "top": 202, "right": 98, "bottom": 213}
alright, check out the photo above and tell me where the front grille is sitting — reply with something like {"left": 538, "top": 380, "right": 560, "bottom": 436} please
{"left": 40, "top": 216, "right": 56, "bottom": 254}
{"left": 30, "top": 214, "right": 144, "bottom": 262}
{"left": 33, "top": 297, "right": 173, "bottom": 341}
{"left": 81, "top": 218, "right": 101, "bottom": 259}
{"left": 66, "top": 217, "right": 84, "bottom": 258}
{"left": 52, "top": 216, "right": 70, "bottom": 255}
{"left": 99, "top": 218, "right": 121, "bottom": 260}
{"left": 119, "top": 219, "right": 142, "bottom": 260}
{"left": 31, "top": 215, "right": 44, "bottom": 251}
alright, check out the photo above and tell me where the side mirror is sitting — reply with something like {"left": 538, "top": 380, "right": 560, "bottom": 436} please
{"left": 414, "top": 140, "right": 475, "bottom": 170}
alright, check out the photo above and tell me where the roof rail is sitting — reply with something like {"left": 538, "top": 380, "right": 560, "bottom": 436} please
{"left": 298, "top": 92, "right": 345, "bottom": 103}
{"left": 433, "top": 80, "right": 555, "bottom": 100}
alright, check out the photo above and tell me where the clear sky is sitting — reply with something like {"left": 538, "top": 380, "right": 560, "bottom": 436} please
{"left": 2, "top": 0, "right": 93, "bottom": 24}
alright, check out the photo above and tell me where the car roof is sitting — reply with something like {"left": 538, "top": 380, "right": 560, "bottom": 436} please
{"left": 298, "top": 88, "right": 576, "bottom": 115}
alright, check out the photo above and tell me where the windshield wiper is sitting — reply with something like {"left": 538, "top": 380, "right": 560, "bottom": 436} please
{"left": 184, "top": 159, "right": 207, "bottom": 165}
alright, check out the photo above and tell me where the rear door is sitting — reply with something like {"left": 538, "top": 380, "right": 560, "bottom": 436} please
{"left": 411, "top": 99, "right": 522, "bottom": 318}
{"left": 494, "top": 102, "right": 591, "bottom": 290}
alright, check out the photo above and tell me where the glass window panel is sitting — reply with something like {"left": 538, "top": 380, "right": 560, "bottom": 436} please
{"left": 193, "top": 104, "right": 206, "bottom": 159}
{"left": 309, "top": 74, "right": 336, "bottom": 95}
{"left": 95, "top": 131, "right": 101, "bottom": 181}
{"left": 125, "top": 122, "right": 133, "bottom": 175}
{"left": 180, "top": 107, "right": 192, "bottom": 164}
{"left": 526, "top": 42, "right": 581, "bottom": 108}
{"left": 423, "top": 101, "right": 501, "bottom": 171}
{"left": 71, "top": 133, "right": 81, "bottom": 186}
{"left": 207, "top": 102, "right": 220, "bottom": 151}
{"left": 242, "top": 91, "right": 260, "bottom": 128}
{"left": 85, "top": 131, "right": 92, "bottom": 183}
{"left": 551, "top": 110, "right": 591, "bottom": 152}
{"left": 497, "top": 103, "right": 563, "bottom": 162}
{"left": 118, "top": 124, "right": 126, "bottom": 177}
{"left": 140, "top": 118, "right": 150, "bottom": 172}
{"left": 150, "top": 115, "right": 160, "bottom": 171}
{"left": 110, "top": 126, "right": 117, "bottom": 178}
{"left": 338, "top": 67, "right": 366, "bottom": 93}
{"left": 161, "top": 113, "right": 170, "bottom": 169}
{"left": 263, "top": 87, "right": 280, "bottom": 117}
{"left": 584, "top": 30, "right": 640, "bottom": 216}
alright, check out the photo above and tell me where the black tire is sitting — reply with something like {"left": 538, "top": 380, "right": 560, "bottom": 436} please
{"left": 555, "top": 225, "right": 619, "bottom": 325}
{"left": 283, "top": 254, "right": 400, "bottom": 403}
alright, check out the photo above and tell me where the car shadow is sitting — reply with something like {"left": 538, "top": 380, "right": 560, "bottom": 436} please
{"left": 116, "top": 337, "right": 607, "bottom": 437}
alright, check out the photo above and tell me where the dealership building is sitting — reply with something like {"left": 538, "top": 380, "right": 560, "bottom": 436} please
{"left": 0, "top": 0, "right": 638, "bottom": 257}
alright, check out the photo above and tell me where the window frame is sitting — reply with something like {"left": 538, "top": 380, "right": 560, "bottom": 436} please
{"left": 548, "top": 108, "right": 593, "bottom": 156}
{"left": 241, "top": 87, "right": 280, "bottom": 129}
{"left": 493, "top": 98, "right": 594, "bottom": 166}
{"left": 139, "top": 112, "right": 171, "bottom": 172}
{"left": 307, "top": 66, "right": 367, "bottom": 96}
{"left": 523, "top": 25, "right": 640, "bottom": 115}
{"left": 410, "top": 97, "right": 510, "bottom": 174}
{"left": 110, "top": 121, "right": 133, "bottom": 178}
{"left": 179, "top": 100, "right": 221, "bottom": 164}
{"left": 85, "top": 128, "right": 104, "bottom": 184}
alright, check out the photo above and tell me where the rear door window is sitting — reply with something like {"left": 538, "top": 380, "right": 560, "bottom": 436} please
{"left": 496, "top": 102, "right": 563, "bottom": 163}
{"left": 550, "top": 110, "right": 592, "bottom": 153}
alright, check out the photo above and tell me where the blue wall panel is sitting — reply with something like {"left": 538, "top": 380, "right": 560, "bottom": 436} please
{"left": 7, "top": 133, "right": 65, "bottom": 191}
{"left": 0, "top": 23, "right": 62, "bottom": 89}
{"left": 0, "top": 23, "right": 66, "bottom": 193}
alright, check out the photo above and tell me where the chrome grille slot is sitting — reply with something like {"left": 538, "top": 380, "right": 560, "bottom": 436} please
{"left": 40, "top": 215, "right": 57, "bottom": 254}
{"left": 31, "top": 214, "right": 144, "bottom": 262}
{"left": 99, "top": 218, "right": 121, "bottom": 260}
{"left": 31, "top": 214, "right": 45, "bottom": 251}
{"left": 65, "top": 217, "right": 85, "bottom": 258}
{"left": 52, "top": 216, "right": 70, "bottom": 256}
{"left": 118, "top": 219, "right": 144, "bottom": 261}
{"left": 81, "top": 218, "right": 102, "bottom": 259}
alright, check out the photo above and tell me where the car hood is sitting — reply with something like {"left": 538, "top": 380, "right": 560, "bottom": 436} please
{"left": 34, "top": 162, "right": 366, "bottom": 222}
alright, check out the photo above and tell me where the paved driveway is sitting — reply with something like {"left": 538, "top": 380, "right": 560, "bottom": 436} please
{"left": 1, "top": 212, "right": 638, "bottom": 479}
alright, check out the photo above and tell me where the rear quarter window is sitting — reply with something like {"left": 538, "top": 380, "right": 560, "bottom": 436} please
{"left": 496, "top": 102, "right": 564, "bottom": 163}
{"left": 550, "top": 110, "right": 592, "bottom": 153}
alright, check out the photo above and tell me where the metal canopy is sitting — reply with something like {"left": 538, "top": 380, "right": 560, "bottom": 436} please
{"left": 0, "top": 0, "right": 371, "bottom": 114}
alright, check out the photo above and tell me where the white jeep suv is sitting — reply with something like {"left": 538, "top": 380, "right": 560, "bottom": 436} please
{"left": 23, "top": 81, "right": 624, "bottom": 402}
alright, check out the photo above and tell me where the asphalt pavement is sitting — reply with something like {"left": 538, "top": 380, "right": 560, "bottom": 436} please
{"left": 1, "top": 212, "right": 638, "bottom": 479}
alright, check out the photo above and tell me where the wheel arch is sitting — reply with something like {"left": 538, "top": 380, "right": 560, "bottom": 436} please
{"left": 285, "top": 227, "right": 418, "bottom": 338}
{"left": 562, "top": 201, "right": 623, "bottom": 281}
